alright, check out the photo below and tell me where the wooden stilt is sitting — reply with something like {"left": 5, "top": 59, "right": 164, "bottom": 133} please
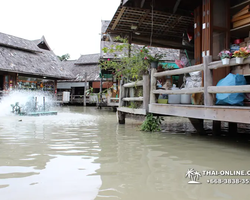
{"left": 213, "top": 121, "right": 221, "bottom": 136}
{"left": 118, "top": 111, "right": 125, "bottom": 124}
{"left": 229, "top": 122, "right": 237, "bottom": 136}
{"left": 189, "top": 118, "right": 205, "bottom": 135}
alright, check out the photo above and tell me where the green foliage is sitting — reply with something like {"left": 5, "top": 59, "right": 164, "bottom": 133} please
{"left": 147, "top": 53, "right": 164, "bottom": 62}
{"left": 100, "top": 36, "right": 150, "bottom": 81}
{"left": 57, "top": 53, "right": 70, "bottom": 61}
{"left": 85, "top": 87, "right": 93, "bottom": 95}
{"left": 128, "top": 102, "right": 137, "bottom": 109}
{"left": 140, "top": 114, "right": 164, "bottom": 132}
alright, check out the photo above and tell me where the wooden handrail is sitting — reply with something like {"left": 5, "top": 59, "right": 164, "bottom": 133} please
{"left": 208, "top": 85, "right": 250, "bottom": 93}
{"left": 153, "top": 87, "right": 204, "bottom": 95}
{"left": 123, "top": 80, "right": 144, "bottom": 88}
{"left": 154, "top": 64, "right": 203, "bottom": 77}
{"left": 123, "top": 97, "right": 144, "bottom": 101}
{"left": 208, "top": 57, "right": 250, "bottom": 70}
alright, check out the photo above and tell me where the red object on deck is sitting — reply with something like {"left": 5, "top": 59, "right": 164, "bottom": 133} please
{"left": 234, "top": 39, "right": 243, "bottom": 44}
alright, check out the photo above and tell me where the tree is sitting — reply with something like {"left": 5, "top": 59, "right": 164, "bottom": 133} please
{"left": 57, "top": 53, "right": 70, "bottom": 61}
{"left": 100, "top": 36, "right": 150, "bottom": 81}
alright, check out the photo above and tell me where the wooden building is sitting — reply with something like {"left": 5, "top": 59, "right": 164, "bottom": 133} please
{"left": 0, "top": 32, "right": 73, "bottom": 99}
{"left": 57, "top": 54, "right": 113, "bottom": 105}
{"left": 106, "top": 0, "right": 250, "bottom": 134}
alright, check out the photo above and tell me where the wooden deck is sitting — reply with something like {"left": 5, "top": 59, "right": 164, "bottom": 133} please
{"left": 149, "top": 104, "right": 250, "bottom": 124}
{"left": 117, "top": 56, "right": 250, "bottom": 128}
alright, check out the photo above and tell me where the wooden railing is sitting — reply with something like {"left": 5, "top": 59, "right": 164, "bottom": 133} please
{"left": 150, "top": 56, "right": 250, "bottom": 107}
{"left": 118, "top": 75, "right": 149, "bottom": 115}
{"left": 150, "top": 64, "right": 204, "bottom": 104}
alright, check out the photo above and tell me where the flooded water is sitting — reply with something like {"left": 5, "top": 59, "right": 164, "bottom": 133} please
{"left": 1, "top": 106, "right": 250, "bottom": 200}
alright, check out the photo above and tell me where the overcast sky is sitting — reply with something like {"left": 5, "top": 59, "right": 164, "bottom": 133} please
{"left": 0, "top": 0, "right": 120, "bottom": 60}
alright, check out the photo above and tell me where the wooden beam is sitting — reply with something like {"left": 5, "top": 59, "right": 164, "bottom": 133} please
{"left": 208, "top": 57, "right": 250, "bottom": 70}
{"left": 149, "top": 103, "right": 250, "bottom": 124}
{"left": 123, "top": 80, "right": 143, "bottom": 88}
{"left": 112, "top": 7, "right": 126, "bottom": 31}
{"left": 153, "top": 87, "right": 204, "bottom": 95}
{"left": 140, "top": 0, "right": 146, "bottom": 8}
{"left": 154, "top": 64, "right": 203, "bottom": 77}
{"left": 123, "top": 97, "right": 144, "bottom": 101}
{"left": 208, "top": 85, "right": 250, "bottom": 93}
{"left": 117, "top": 107, "right": 147, "bottom": 115}
{"left": 173, "top": 0, "right": 182, "bottom": 13}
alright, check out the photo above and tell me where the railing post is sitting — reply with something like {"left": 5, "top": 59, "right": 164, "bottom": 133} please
{"left": 143, "top": 75, "right": 150, "bottom": 112}
{"left": 150, "top": 68, "right": 157, "bottom": 104}
{"left": 203, "top": 56, "right": 213, "bottom": 106}
{"left": 119, "top": 78, "right": 125, "bottom": 107}
{"left": 118, "top": 78, "right": 125, "bottom": 124}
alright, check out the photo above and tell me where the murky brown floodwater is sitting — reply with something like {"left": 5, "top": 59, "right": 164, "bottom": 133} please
{"left": 1, "top": 106, "right": 250, "bottom": 200}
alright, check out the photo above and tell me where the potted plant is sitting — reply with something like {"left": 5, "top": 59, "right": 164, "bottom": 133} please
{"left": 218, "top": 50, "right": 232, "bottom": 65}
{"left": 233, "top": 47, "right": 250, "bottom": 64}
{"left": 147, "top": 53, "right": 165, "bottom": 68}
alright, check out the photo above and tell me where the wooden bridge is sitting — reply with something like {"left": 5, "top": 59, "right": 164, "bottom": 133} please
{"left": 117, "top": 56, "right": 250, "bottom": 134}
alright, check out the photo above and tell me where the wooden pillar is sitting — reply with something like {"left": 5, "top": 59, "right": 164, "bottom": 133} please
{"left": 119, "top": 78, "right": 125, "bottom": 107}
{"left": 143, "top": 75, "right": 150, "bottom": 112}
{"left": 84, "top": 72, "right": 87, "bottom": 106}
{"left": 189, "top": 118, "right": 205, "bottom": 135}
{"left": 118, "top": 78, "right": 126, "bottom": 124}
{"left": 213, "top": 121, "right": 221, "bottom": 136}
{"left": 150, "top": 68, "right": 157, "bottom": 104}
{"left": 118, "top": 111, "right": 125, "bottom": 124}
{"left": 229, "top": 122, "right": 237, "bottom": 136}
{"left": 203, "top": 56, "right": 213, "bottom": 106}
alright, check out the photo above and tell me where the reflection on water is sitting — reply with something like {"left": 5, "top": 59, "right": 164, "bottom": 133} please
{"left": 0, "top": 106, "right": 250, "bottom": 200}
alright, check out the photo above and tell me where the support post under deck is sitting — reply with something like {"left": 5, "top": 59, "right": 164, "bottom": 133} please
{"left": 118, "top": 111, "right": 125, "bottom": 124}
{"left": 213, "top": 121, "right": 221, "bottom": 136}
{"left": 189, "top": 118, "right": 205, "bottom": 135}
{"left": 229, "top": 122, "right": 237, "bottom": 136}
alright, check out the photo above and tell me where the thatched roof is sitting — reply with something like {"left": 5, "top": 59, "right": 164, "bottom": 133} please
{"left": 59, "top": 59, "right": 100, "bottom": 82}
{"left": 0, "top": 32, "right": 73, "bottom": 80}
{"left": 75, "top": 53, "right": 100, "bottom": 65}
{"left": 33, "top": 36, "right": 52, "bottom": 51}
{"left": 100, "top": 41, "right": 180, "bottom": 61}
{"left": 0, "top": 32, "right": 41, "bottom": 53}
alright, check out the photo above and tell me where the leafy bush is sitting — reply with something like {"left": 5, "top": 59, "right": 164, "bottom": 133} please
{"left": 140, "top": 114, "right": 164, "bottom": 132}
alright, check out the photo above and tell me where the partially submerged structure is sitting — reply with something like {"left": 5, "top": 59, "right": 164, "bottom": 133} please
{"left": 106, "top": 0, "right": 250, "bottom": 134}
{"left": 0, "top": 32, "right": 73, "bottom": 99}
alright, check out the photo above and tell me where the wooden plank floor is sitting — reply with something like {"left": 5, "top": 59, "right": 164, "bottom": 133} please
{"left": 149, "top": 103, "right": 250, "bottom": 124}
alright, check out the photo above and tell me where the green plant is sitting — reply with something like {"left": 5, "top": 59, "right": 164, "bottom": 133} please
{"left": 137, "top": 89, "right": 143, "bottom": 97}
{"left": 100, "top": 36, "right": 150, "bottom": 81}
{"left": 140, "top": 114, "right": 164, "bottom": 132}
{"left": 128, "top": 102, "right": 137, "bottom": 109}
{"left": 85, "top": 87, "right": 93, "bottom": 95}
{"left": 147, "top": 53, "right": 164, "bottom": 62}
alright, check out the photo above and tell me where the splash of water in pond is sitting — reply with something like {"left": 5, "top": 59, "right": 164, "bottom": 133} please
{"left": 0, "top": 90, "right": 56, "bottom": 116}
